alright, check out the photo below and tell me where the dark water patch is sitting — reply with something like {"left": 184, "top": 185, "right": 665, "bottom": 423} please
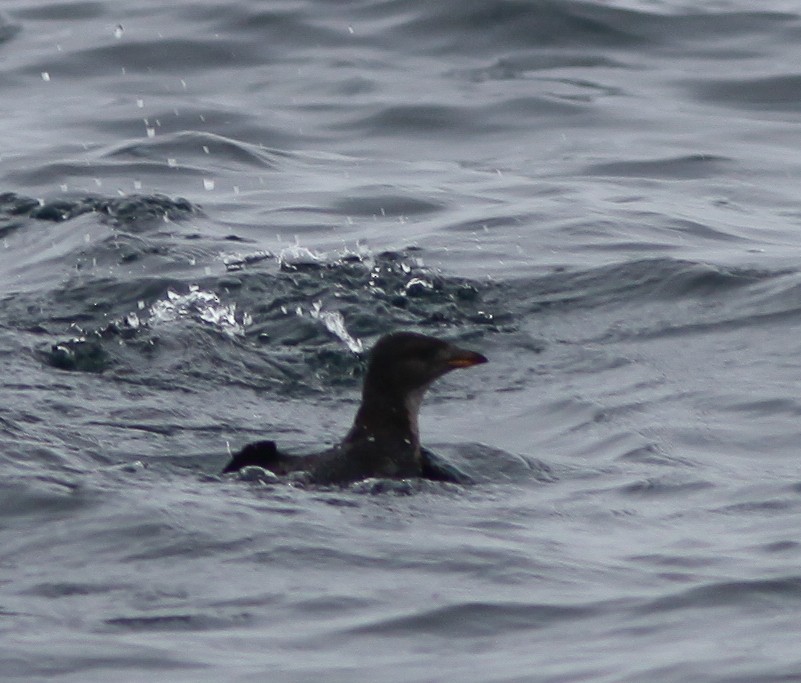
{"left": 629, "top": 553, "right": 720, "bottom": 571}
{"left": 760, "top": 541, "right": 800, "bottom": 554}
{"left": 712, "top": 499, "right": 795, "bottom": 516}
{"left": 665, "top": 218, "right": 746, "bottom": 243}
{"left": 694, "top": 75, "right": 801, "bottom": 112}
{"left": 11, "top": 1, "right": 106, "bottom": 20}
{"left": 616, "top": 443, "right": 683, "bottom": 467}
{"left": 494, "top": 94, "right": 588, "bottom": 118}
{"left": 585, "top": 154, "right": 731, "bottom": 180}
{"left": 5, "top": 276, "right": 183, "bottom": 329}
{"left": 431, "top": 442, "right": 554, "bottom": 485}
{"left": 619, "top": 476, "right": 713, "bottom": 498}
{"left": 22, "top": 39, "right": 264, "bottom": 80}
{"left": 348, "top": 600, "right": 600, "bottom": 638}
{"left": 210, "top": 5, "right": 348, "bottom": 47}
{"left": 0, "top": 192, "right": 39, "bottom": 220}
{"left": 724, "top": 397, "right": 801, "bottom": 418}
{"left": 337, "top": 104, "right": 493, "bottom": 136}
{"left": 0, "top": 191, "right": 195, "bottom": 228}
{"left": 0, "top": 650, "right": 204, "bottom": 678}
{"left": 341, "top": 97, "right": 585, "bottom": 137}
{"left": 332, "top": 191, "right": 444, "bottom": 218}
{"left": 604, "top": 304, "right": 801, "bottom": 345}
{"left": 105, "top": 610, "right": 252, "bottom": 632}
{"left": 536, "top": 76, "right": 624, "bottom": 103}
{"left": 23, "top": 581, "right": 125, "bottom": 599}
{"left": 247, "top": 543, "right": 387, "bottom": 570}
{"left": 520, "top": 258, "right": 770, "bottom": 312}
{"left": 0, "top": 13, "right": 20, "bottom": 45}
{"left": 111, "top": 522, "right": 254, "bottom": 562}
{"left": 642, "top": 576, "right": 801, "bottom": 613}
{"left": 393, "top": 0, "right": 648, "bottom": 54}
{"left": 455, "top": 51, "right": 626, "bottom": 82}
{"left": 294, "top": 594, "right": 375, "bottom": 617}
{"left": 0, "top": 478, "right": 92, "bottom": 519}
{"left": 445, "top": 212, "right": 534, "bottom": 234}
{"left": 324, "top": 75, "right": 378, "bottom": 97}
{"left": 46, "top": 335, "right": 110, "bottom": 373}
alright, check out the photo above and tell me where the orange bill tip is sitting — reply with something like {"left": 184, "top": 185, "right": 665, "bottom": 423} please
{"left": 448, "top": 351, "right": 488, "bottom": 368}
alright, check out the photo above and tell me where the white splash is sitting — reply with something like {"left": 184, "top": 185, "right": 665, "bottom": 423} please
{"left": 147, "top": 285, "right": 250, "bottom": 337}
{"left": 339, "top": 241, "right": 375, "bottom": 271}
{"left": 222, "top": 250, "right": 272, "bottom": 271}
{"left": 277, "top": 239, "right": 324, "bottom": 269}
{"left": 404, "top": 277, "right": 433, "bottom": 293}
{"left": 308, "top": 301, "right": 363, "bottom": 353}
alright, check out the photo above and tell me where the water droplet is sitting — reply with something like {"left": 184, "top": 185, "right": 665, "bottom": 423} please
{"left": 202, "top": 145, "right": 209, "bottom": 154}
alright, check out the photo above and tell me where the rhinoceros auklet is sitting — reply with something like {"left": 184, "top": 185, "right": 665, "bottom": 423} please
{"left": 222, "top": 331, "right": 487, "bottom": 484}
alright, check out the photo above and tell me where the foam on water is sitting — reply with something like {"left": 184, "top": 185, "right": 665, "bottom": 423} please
{"left": 148, "top": 285, "right": 250, "bottom": 337}
{"left": 308, "top": 300, "right": 364, "bottom": 354}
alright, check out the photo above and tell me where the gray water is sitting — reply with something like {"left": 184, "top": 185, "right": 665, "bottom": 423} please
{"left": 2, "top": 1, "right": 801, "bottom": 681}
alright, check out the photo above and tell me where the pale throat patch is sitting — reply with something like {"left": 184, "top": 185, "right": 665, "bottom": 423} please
{"left": 403, "top": 384, "right": 429, "bottom": 444}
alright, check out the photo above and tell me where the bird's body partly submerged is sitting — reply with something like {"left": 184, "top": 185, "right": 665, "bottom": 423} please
{"left": 222, "top": 331, "right": 488, "bottom": 485}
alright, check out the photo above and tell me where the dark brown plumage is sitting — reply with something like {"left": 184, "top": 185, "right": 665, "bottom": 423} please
{"left": 222, "top": 331, "right": 487, "bottom": 484}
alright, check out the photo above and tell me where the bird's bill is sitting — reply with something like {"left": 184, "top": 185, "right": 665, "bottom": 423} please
{"left": 446, "top": 348, "right": 488, "bottom": 368}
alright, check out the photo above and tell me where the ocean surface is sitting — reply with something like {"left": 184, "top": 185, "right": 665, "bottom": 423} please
{"left": 2, "top": 0, "right": 801, "bottom": 680}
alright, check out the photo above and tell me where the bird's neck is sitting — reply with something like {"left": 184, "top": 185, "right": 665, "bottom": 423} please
{"left": 345, "top": 382, "right": 426, "bottom": 449}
